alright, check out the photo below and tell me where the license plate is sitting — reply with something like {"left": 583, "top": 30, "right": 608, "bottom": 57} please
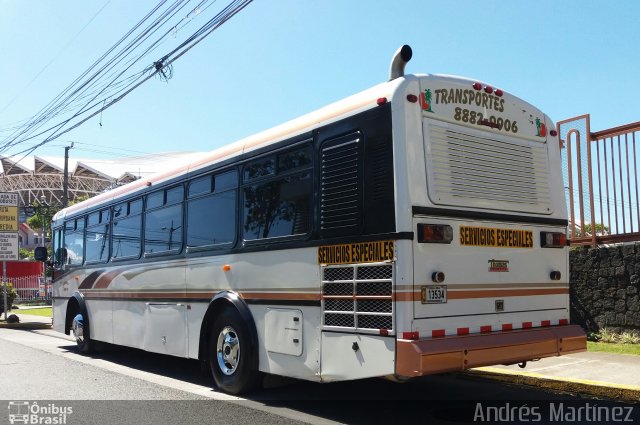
{"left": 421, "top": 285, "right": 447, "bottom": 304}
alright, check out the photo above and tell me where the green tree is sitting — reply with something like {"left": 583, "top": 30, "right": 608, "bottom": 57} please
{"left": 25, "top": 195, "right": 89, "bottom": 241}
{"left": 0, "top": 283, "right": 17, "bottom": 313}
{"left": 19, "top": 248, "right": 34, "bottom": 260}
{"left": 574, "top": 223, "right": 609, "bottom": 237}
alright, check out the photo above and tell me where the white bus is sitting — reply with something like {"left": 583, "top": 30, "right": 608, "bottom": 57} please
{"left": 48, "top": 45, "right": 586, "bottom": 394}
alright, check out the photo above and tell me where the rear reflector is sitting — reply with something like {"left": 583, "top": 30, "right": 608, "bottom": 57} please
{"left": 418, "top": 224, "right": 453, "bottom": 243}
{"left": 402, "top": 331, "right": 419, "bottom": 340}
{"left": 523, "top": 322, "right": 533, "bottom": 329}
{"left": 457, "top": 327, "right": 469, "bottom": 336}
{"left": 432, "top": 329, "right": 446, "bottom": 338}
{"left": 540, "top": 231, "right": 567, "bottom": 248}
{"left": 541, "top": 320, "right": 551, "bottom": 327}
{"left": 480, "top": 325, "right": 492, "bottom": 333}
{"left": 559, "top": 319, "right": 569, "bottom": 325}
{"left": 502, "top": 324, "right": 513, "bottom": 331}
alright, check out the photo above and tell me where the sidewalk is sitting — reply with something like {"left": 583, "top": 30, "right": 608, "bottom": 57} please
{"left": 0, "top": 313, "right": 52, "bottom": 330}
{"left": 466, "top": 351, "right": 640, "bottom": 402}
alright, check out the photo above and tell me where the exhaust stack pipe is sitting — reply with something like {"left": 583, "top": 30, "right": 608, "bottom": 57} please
{"left": 389, "top": 45, "right": 413, "bottom": 81}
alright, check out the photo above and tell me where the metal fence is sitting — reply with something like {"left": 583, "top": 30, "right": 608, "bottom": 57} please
{"left": 558, "top": 115, "right": 640, "bottom": 246}
{"left": 11, "top": 274, "right": 51, "bottom": 302}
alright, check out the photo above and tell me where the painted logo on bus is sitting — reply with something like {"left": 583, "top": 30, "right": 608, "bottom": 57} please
{"left": 459, "top": 226, "right": 533, "bottom": 248}
{"left": 318, "top": 240, "right": 394, "bottom": 265}
{"left": 488, "top": 259, "right": 510, "bottom": 272}
{"left": 419, "top": 89, "right": 433, "bottom": 112}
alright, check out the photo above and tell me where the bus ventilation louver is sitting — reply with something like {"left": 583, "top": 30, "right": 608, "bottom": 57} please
{"left": 319, "top": 133, "right": 362, "bottom": 235}
{"left": 321, "top": 264, "right": 393, "bottom": 334}
{"left": 427, "top": 123, "right": 552, "bottom": 214}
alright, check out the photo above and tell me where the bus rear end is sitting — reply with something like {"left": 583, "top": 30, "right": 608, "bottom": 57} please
{"left": 395, "top": 75, "right": 586, "bottom": 377}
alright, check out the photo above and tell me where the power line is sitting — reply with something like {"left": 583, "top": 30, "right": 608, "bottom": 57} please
{"left": 0, "top": 0, "right": 252, "bottom": 162}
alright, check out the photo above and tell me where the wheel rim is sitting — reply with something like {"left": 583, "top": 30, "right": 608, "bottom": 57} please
{"left": 72, "top": 314, "right": 84, "bottom": 344}
{"left": 216, "top": 326, "right": 240, "bottom": 376}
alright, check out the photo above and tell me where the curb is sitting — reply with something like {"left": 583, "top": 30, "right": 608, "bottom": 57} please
{"left": 463, "top": 367, "right": 640, "bottom": 403}
{"left": 0, "top": 321, "right": 52, "bottom": 330}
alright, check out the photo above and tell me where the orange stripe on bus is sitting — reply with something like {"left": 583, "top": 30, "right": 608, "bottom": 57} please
{"left": 240, "top": 292, "right": 321, "bottom": 301}
{"left": 447, "top": 288, "right": 568, "bottom": 299}
{"left": 93, "top": 270, "right": 122, "bottom": 289}
{"left": 394, "top": 287, "right": 567, "bottom": 302}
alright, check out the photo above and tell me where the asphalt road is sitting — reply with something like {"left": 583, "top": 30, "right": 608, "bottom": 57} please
{"left": 0, "top": 328, "right": 636, "bottom": 425}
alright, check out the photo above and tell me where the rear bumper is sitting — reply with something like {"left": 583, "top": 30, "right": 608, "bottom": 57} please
{"left": 396, "top": 325, "right": 586, "bottom": 377}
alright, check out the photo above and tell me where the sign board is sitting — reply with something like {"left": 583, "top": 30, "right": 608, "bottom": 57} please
{"left": 0, "top": 192, "right": 18, "bottom": 260}
{"left": 0, "top": 233, "right": 19, "bottom": 260}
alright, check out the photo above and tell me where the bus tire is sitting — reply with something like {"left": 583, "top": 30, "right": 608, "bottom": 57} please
{"left": 71, "top": 307, "right": 93, "bottom": 354}
{"left": 208, "top": 305, "right": 261, "bottom": 394}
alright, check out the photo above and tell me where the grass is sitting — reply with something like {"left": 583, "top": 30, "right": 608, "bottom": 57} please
{"left": 587, "top": 341, "right": 640, "bottom": 356}
{"left": 11, "top": 307, "right": 52, "bottom": 317}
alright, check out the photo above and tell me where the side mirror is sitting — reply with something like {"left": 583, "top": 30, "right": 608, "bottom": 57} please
{"left": 34, "top": 246, "right": 48, "bottom": 262}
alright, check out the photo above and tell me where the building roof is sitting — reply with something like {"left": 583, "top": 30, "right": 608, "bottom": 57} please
{"left": 0, "top": 152, "right": 202, "bottom": 182}
{"left": 0, "top": 151, "right": 204, "bottom": 207}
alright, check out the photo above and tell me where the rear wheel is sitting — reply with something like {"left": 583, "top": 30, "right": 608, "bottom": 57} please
{"left": 208, "top": 306, "right": 260, "bottom": 394}
{"left": 71, "top": 312, "right": 93, "bottom": 354}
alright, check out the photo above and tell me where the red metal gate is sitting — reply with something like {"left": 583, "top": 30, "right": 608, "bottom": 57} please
{"left": 558, "top": 115, "right": 640, "bottom": 246}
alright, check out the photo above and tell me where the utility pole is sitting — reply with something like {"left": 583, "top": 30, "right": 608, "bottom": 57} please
{"left": 62, "top": 142, "right": 74, "bottom": 208}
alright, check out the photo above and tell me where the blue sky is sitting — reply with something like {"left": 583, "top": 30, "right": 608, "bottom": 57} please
{"left": 1, "top": 1, "right": 638, "bottom": 161}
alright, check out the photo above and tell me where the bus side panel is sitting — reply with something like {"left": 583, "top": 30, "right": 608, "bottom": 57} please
{"left": 393, "top": 239, "right": 414, "bottom": 337}
{"left": 251, "top": 305, "right": 322, "bottom": 382}
{"left": 87, "top": 300, "right": 113, "bottom": 344}
{"left": 186, "top": 248, "right": 323, "bottom": 380}
{"left": 187, "top": 302, "right": 207, "bottom": 359}
{"left": 112, "top": 300, "right": 146, "bottom": 349}
{"left": 319, "top": 333, "right": 395, "bottom": 382}
{"left": 52, "top": 298, "right": 67, "bottom": 334}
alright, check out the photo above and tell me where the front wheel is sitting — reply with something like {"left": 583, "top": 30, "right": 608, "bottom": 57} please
{"left": 208, "top": 306, "right": 261, "bottom": 394}
{"left": 71, "top": 312, "right": 93, "bottom": 354}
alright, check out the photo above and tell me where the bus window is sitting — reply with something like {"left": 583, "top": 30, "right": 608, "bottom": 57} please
{"left": 277, "top": 146, "right": 312, "bottom": 173}
{"left": 243, "top": 148, "right": 313, "bottom": 241}
{"left": 243, "top": 156, "right": 275, "bottom": 182}
{"left": 85, "top": 209, "right": 110, "bottom": 263}
{"left": 188, "top": 175, "right": 212, "bottom": 197}
{"left": 64, "top": 218, "right": 84, "bottom": 266}
{"left": 112, "top": 199, "right": 142, "bottom": 260}
{"left": 144, "top": 187, "right": 184, "bottom": 255}
{"left": 52, "top": 227, "right": 64, "bottom": 266}
{"left": 187, "top": 170, "right": 237, "bottom": 248}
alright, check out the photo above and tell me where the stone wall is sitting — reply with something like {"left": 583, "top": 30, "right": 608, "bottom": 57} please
{"left": 570, "top": 243, "right": 640, "bottom": 333}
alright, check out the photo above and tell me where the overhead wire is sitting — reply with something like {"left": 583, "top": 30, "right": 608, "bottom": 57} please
{"left": 1, "top": 0, "right": 204, "bottom": 150}
{"left": 0, "top": 0, "right": 173, "bottom": 148}
{"left": 1, "top": 0, "right": 252, "bottom": 165}
{"left": 0, "top": 0, "right": 184, "bottom": 147}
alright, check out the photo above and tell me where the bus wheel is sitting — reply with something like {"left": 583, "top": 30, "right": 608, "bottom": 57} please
{"left": 208, "top": 306, "right": 260, "bottom": 394}
{"left": 71, "top": 312, "right": 93, "bottom": 354}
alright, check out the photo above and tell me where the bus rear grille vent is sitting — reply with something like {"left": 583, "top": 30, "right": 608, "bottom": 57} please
{"left": 320, "top": 134, "right": 361, "bottom": 233}
{"left": 322, "top": 263, "right": 393, "bottom": 334}
{"left": 427, "top": 123, "right": 552, "bottom": 214}
{"left": 370, "top": 141, "right": 390, "bottom": 201}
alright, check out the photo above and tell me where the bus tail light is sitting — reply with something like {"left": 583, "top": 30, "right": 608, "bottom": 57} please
{"left": 540, "top": 231, "right": 567, "bottom": 248}
{"left": 418, "top": 224, "right": 453, "bottom": 244}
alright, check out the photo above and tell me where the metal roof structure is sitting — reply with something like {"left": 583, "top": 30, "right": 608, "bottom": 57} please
{"left": 0, "top": 152, "right": 202, "bottom": 207}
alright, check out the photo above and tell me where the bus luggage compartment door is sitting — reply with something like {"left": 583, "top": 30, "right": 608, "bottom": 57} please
{"left": 143, "top": 303, "right": 188, "bottom": 357}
